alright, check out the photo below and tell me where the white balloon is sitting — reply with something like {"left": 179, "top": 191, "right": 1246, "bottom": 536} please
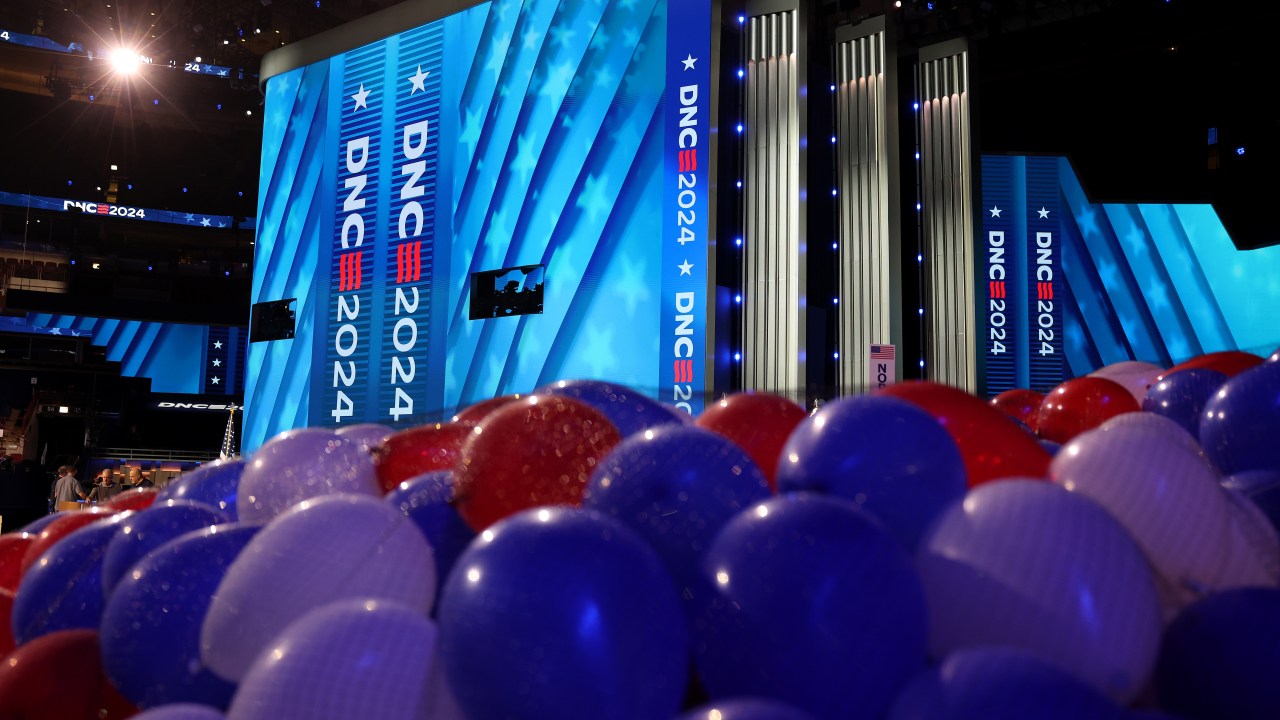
{"left": 1090, "top": 361, "right": 1165, "bottom": 404}
{"left": 201, "top": 494, "right": 436, "bottom": 682}
{"left": 917, "top": 480, "right": 1162, "bottom": 703}
{"left": 1214, "top": 488, "right": 1280, "bottom": 590}
{"left": 227, "top": 599, "right": 437, "bottom": 720}
{"left": 1051, "top": 420, "right": 1232, "bottom": 612}
{"left": 1095, "top": 411, "right": 1204, "bottom": 455}
{"left": 130, "top": 705, "right": 225, "bottom": 720}
{"left": 238, "top": 428, "right": 380, "bottom": 523}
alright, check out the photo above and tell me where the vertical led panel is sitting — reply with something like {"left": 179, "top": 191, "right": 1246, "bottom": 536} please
{"left": 742, "top": 0, "right": 806, "bottom": 397}
{"left": 833, "top": 16, "right": 900, "bottom": 393}
{"left": 917, "top": 39, "right": 976, "bottom": 392}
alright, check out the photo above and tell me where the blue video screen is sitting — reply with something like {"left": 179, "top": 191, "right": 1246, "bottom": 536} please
{"left": 245, "top": 0, "right": 714, "bottom": 451}
{"left": 979, "top": 155, "right": 1280, "bottom": 395}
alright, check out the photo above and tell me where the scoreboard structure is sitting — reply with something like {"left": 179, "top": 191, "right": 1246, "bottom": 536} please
{"left": 245, "top": 0, "right": 721, "bottom": 452}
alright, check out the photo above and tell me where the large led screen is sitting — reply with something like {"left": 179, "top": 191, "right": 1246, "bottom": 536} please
{"left": 979, "top": 155, "right": 1280, "bottom": 396}
{"left": 246, "top": 0, "right": 715, "bottom": 452}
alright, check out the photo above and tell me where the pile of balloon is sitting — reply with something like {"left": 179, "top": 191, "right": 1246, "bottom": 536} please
{"left": 1, "top": 348, "right": 1279, "bottom": 720}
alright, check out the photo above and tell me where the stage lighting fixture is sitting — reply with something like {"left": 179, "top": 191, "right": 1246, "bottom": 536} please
{"left": 108, "top": 49, "right": 142, "bottom": 74}
{"left": 92, "top": 262, "right": 101, "bottom": 270}
{"left": 110, "top": 164, "right": 118, "bottom": 171}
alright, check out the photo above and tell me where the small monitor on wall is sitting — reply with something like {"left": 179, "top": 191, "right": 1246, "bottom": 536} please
{"left": 470, "top": 265, "right": 545, "bottom": 320}
{"left": 250, "top": 299, "right": 297, "bottom": 342}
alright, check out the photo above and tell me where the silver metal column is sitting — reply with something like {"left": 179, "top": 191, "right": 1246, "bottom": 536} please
{"left": 917, "top": 38, "right": 977, "bottom": 392}
{"left": 833, "top": 16, "right": 901, "bottom": 393}
{"left": 741, "top": 0, "right": 807, "bottom": 398}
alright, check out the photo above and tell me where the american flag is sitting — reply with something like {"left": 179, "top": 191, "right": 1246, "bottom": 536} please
{"left": 220, "top": 405, "right": 240, "bottom": 460}
{"left": 871, "top": 345, "right": 896, "bottom": 361}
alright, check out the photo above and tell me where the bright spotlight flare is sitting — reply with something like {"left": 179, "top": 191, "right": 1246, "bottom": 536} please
{"left": 107, "top": 48, "right": 144, "bottom": 74}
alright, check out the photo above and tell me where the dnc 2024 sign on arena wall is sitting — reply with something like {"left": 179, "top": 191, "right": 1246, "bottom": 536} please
{"left": 980, "top": 155, "right": 1280, "bottom": 397}
{"left": 245, "top": 0, "right": 713, "bottom": 451}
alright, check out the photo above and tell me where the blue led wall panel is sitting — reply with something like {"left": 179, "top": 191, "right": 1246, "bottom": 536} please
{"left": 0, "top": 191, "right": 253, "bottom": 230}
{"left": 246, "top": 0, "right": 715, "bottom": 452}
{"left": 978, "top": 155, "right": 1280, "bottom": 396}
{"left": 0, "top": 314, "right": 245, "bottom": 395}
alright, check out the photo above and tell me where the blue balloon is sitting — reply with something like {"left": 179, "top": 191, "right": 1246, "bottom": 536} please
{"left": 694, "top": 494, "right": 928, "bottom": 720}
{"left": 585, "top": 425, "right": 770, "bottom": 606}
{"left": 1156, "top": 587, "right": 1280, "bottom": 720}
{"left": 889, "top": 647, "right": 1125, "bottom": 720}
{"left": 438, "top": 507, "right": 688, "bottom": 720}
{"left": 1143, "top": 368, "right": 1228, "bottom": 438}
{"left": 384, "top": 471, "right": 476, "bottom": 610}
{"left": 679, "top": 698, "right": 818, "bottom": 720}
{"left": 1200, "top": 362, "right": 1280, "bottom": 475}
{"left": 17, "top": 512, "right": 64, "bottom": 535}
{"left": 1038, "top": 439, "right": 1062, "bottom": 456}
{"left": 540, "top": 379, "right": 687, "bottom": 437}
{"left": 101, "top": 500, "right": 229, "bottom": 597}
{"left": 775, "top": 395, "right": 967, "bottom": 551}
{"left": 157, "top": 459, "right": 246, "bottom": 520}
{"left": 101, "top": 523, "right": 259, "bottom": 709}
{"left": 11, "top": 512, "right": 133, "bottom": 644}
{"left": 1223, "top": 470, "right": 1280, "bottom": 532}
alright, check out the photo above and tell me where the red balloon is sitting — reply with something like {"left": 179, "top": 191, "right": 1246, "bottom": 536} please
{"left": 454, "top": 395, "right": 622, "bottom": 532}
{"left": 451, "top": 394, "right": 523, "bottom": 427}
{"left": 0, "top": 589, "right": 14, "bottom": 658}
{"left": 1157, "top": 350, "right": 1264, "bottom": 381}
{"left": 373, "top": 422, "right": 472, "bottom": 493}
{"left": 0, "top": 534, "right": 34, "bottom": 593}
{"left": 694, "top": 392, "right": 807, "bottom": 491}
{"left": 880, "top": 381, "right": 1051, "bottom": 488}
{"left": 1037, "top": 376, "right": 1141, "bottom": 444}
{"left": 19, "top": 509, "right": 117, "bottom": 579}
{"left": 989, "top": 389, "right": 1045, "bottom": 432}
{"left": 0, "top": 630, "right": 137, "bottom": 719}
{"left": 103, "top": 488, "right": 159, "bottom": 512}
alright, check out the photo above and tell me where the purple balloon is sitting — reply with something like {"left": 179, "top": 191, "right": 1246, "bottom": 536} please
{"left": 1142, "top": 368, "right": 1228, "bottom": 438}
{"left": 889, "top": 647, "right": 1125, "bottom": 720}
{"left": 101, "top": 523, "right": 260, "bottom": 709}
{"left": 384, "top": 471, "right": 476, "bottom": 612}
{"left": 11, "top": 512, "right": 134, "bottom": 644}
{"left": 335, "top": 423, "right": 395, "bottom": 454}
{"left": 917, "top": 481, "right": 1162, "bottom": 702}
{"left": 201, "top": 494, "right": 436, "bottom": 683}
{"left": 1200, "top": 362, "right": 1280, "bottom": 476}
{"left": 679, "top": 699, "right": 818, "bottom": 720}
{"left": 101, "top": 500, "right": 229, "bottom": 597}
{"left": 226, "top": 599, "right": 437, "bottom": 720}
{"left": 585, "top": 425, "right": 770, "bottom": 605}
{"left": 157, "top": 459, "right": 246, "bottom": 519}
{"left": 237, "top": 428, "right": 380, "bottom": 522}
{"left": 541, "top": 379, "right": 688, "bottom": 437}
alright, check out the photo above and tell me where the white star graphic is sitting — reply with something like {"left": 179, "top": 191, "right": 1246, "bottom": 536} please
{"left": 200, "top": 217, "right": 211, "bottom": 227}
{"left": 213, "top": 340, "right": 223, "bottom": 349}
{"left": 678, "top": 259, "right": 693, "bottom": 276}
{"left": 989, "top": 206, "right": 1002, "bottom": 218}
{"left": 211, "top": 376, "right": 221, "bottom": 385}
{"left": 212, "top": 358, "right": 222, "bottom": 367}
{"left": 352, "top": 83, "right": 370, "bottom": 110}
{"left": 184, "top": 213, "right": 195, "bottom": 221}
{"left": 48, "top": 327, "right": 62, "bottom": 335}
{"left": 70, "top": 330, "right": 81, "bottom": 337}
{"left": 408, "top": 65, "right": 428, "bottom": 94}
{"left": 682, "top": 54, "right": 697, "bottom": 70}
{"left": 1038, "top": 207, "right": 1051, "bottom": 219}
